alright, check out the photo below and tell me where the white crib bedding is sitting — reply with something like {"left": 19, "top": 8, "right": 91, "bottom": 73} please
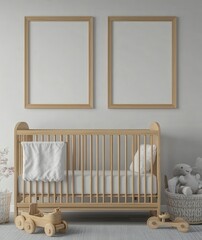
{"left": 18, "top": 170, "right": 157, "bottom": 195}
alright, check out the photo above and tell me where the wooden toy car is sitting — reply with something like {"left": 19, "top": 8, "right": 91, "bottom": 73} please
{"left": 147, "top": 212, "right": 189, "bottom": 233}
{"left": 15, "top": 203, "right": 68, "bottom": 237}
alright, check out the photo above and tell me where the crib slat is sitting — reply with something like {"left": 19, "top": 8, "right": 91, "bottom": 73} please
{"left": 54, "top": 182, "right": 56, "bottom": 203}
{"left": 85, "top": 135, "right": 87, "bottom": 170}
{"left": 26, "top": 135, "right": 32, "bottom": 203}
{"left": 22, "top": 179, "right": 25, "bottom": 203}
{"left": 35, "top": 135, "right": 38, "bottom": 141}
{"left": 90, "top": 135, "right": 93, "bottom": 203}
{"left": 19, "top": 136, "right": 22, "bottom": 175}
{"left": 59, "top": 135, "right": 63, "bottom": 203}
{"left": 72, "top": 135, "right": 76, "bottom": 170}
{"left": 35, "top": 135, "right": 39, "bottom": 202}
{"left": 47, "top": 182, "right": 50, "bottom": 203}
{"left": 102, "top": 135, "right": 105, "bottom": 203}
{"left": 150, "top": 135, "right": 153, "bottom": 203}
{"left": 35, "top": 181, "right": 38, "bottom": 202}
{"left": 47, "top": 135, "right": 50, "bottom": 202}
{"left": 59, "top": 183, "right": 62, "bottom": 203}
{"left": 81, "top": 135, "right": 84, "bottom": 203}
{"left": 118, "top": 135, "right": 120, "bottom": 203}
{"left": 125, "top": 135, "right": 127, "bottom": 203}
{"left": 21, "top": 135, "right": 25, "bottom": 203}
{"left": 132, "top": 135, "right": 136, "bottom": 203}
{"left": 71, "top": 135, "right": 75, "bottom": 203}
{"left": 110, "top": 135, "right": 113, "bottom": 203}
{"left": 144, "top": 135, "right": 146, "bottom": 203}
{"left": 41, "top": 134, "right": 44, "bottom": 203}
{"left": 54, "top": 135, "right": 56, "bottom": 203}
{"left": 96, "top": 135, "right": 99, "bottom": 203}
{"left": 78, "top": 135, "right": 81, "bottom": 170}
{"left": 138, "top": 135, "right": 140, "bottom": 203}
{"left": 29, "top": 182, "right": 32, "bottom": 203}
{"left": 41, "top": 181, "right": 44, "bottom": 203}
{"left": 65, "top": 135, "right": 68, "bottom": 202}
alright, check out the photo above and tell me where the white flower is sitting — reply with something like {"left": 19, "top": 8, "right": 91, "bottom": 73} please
{"left": 0, "top": 148, "right": 14, "bottom": 182}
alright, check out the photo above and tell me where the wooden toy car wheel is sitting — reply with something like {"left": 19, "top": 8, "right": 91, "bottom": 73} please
{"left": 174, "top": 217, "right": 189, "bottom": 233}
{"left": 45, "top": 223, "right": 56, "bottom": 237}
{"left": 147, "top": 217, "right": 159, "bottom": 229}
{"left": 15, "top": 216, "right": 25, "bottom": 230}
{"left": 24, "top": 219, "right": 36, "bottom": 234}
{"left": 59, "top": 220, "right": 68, "bottom": 233}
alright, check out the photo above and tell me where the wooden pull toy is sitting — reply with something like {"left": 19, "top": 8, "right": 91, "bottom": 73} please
{"left": 147, "top": 212, "right": 189, "bottom": 233}
{"left": 15, "top": 203, "right": 68, "bottom": 237}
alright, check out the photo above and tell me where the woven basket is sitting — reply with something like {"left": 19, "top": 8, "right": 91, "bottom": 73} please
{"left": 165, "top": 189, "right": 202, "bottom": 224}
{"left": 0, "top": 192, "right": 11, "bottom": 224}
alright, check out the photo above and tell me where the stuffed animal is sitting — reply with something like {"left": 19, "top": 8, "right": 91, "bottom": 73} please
{"left": 192, "top": 157, "right": 202, "bottom": 189}
{"left": 192, "top": 157, "right": 202, "bottom": 177}
{"left": 168, "top": 163, "right": 202, "bottom": 196}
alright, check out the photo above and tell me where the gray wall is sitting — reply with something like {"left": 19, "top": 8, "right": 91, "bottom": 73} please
{"left": 1, "top": 0, "right": 202, "bottom": 205}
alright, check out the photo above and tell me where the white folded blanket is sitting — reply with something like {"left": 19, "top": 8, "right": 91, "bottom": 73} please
{"left": 21, "top": 142, "right": 66, "bottom": 182}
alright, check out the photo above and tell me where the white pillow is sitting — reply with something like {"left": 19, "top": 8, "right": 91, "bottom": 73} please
{"left": 129, "top": 144, "right": 157, "bottom": 173}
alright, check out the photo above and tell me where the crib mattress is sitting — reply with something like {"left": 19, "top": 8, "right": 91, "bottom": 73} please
{"left": 18, "top": 170, "right": 157, "bottom": 195}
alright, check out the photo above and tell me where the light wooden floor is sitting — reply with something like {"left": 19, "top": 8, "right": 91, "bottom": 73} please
{"left": 1, "top": 212, "right": 202, "bottom": 240}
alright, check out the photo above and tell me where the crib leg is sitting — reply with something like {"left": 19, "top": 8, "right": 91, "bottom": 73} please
{"left": 14, "top": 207, "right": 18, "bottom": 219}
{"left": 149, "top": 210, "right": 157, "bottom": 217}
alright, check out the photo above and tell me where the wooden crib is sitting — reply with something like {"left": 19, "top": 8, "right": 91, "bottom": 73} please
{"left": 14, "top": 122, "right": 161, "bottom": 218}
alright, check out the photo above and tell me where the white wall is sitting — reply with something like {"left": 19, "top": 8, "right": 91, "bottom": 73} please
{"left": 1, "top": 0, "right": 202, "bottom": 204}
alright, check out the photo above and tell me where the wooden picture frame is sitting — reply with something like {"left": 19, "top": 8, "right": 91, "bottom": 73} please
{"left": 108, "top": 16, "right": 177, "bottom": 109}
{"left": 25, "top": 16, "right": 93, "bottom": 109}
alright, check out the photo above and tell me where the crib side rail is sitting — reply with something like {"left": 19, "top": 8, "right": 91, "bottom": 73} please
{"left": 16, "top": 128, "right": 158, "bottom": 136}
